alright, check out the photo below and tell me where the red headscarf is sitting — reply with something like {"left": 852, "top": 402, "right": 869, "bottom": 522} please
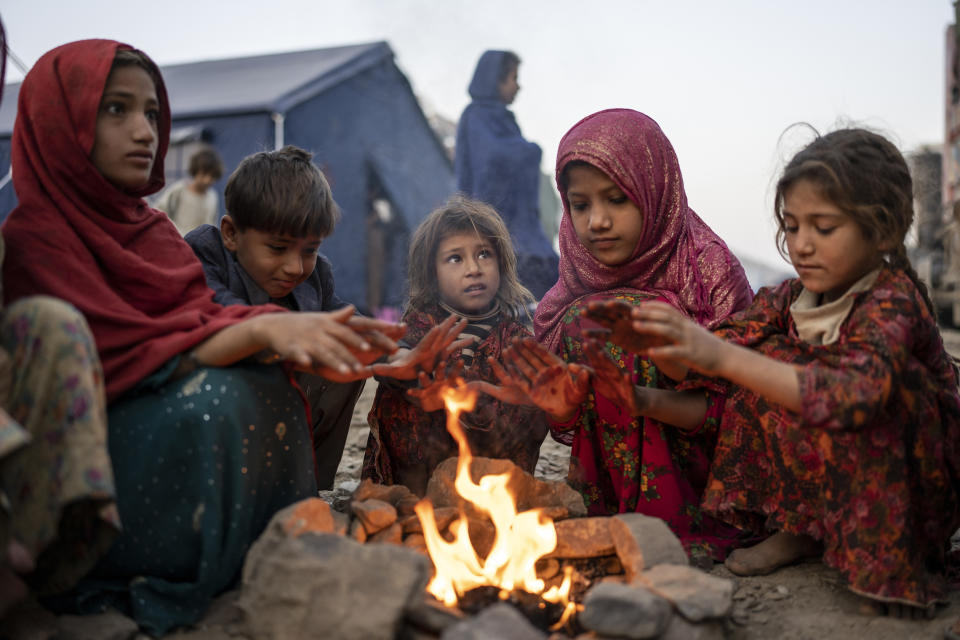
{"left": 534, "top": 109, "right": 753, "bottom": 352}
{"left": 2, "top": 40, "right": 281, "bottom": 402}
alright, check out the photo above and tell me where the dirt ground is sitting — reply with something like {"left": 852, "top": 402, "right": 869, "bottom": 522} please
{"left": 332, "top": 328, "right": 960, "bottom": 640}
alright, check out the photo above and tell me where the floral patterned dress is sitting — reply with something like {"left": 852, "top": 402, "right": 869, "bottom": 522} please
{"left": 697, "top": 267, "right": 960, "bottom": 607}
{"left": 553, "top": 291, "right": 745, "bottom": 561}
{"left": 0, "top": 296, "right": 118, "bottom": 596}
{"left": 363, "top": 305, "right": 548, "bottom": 490}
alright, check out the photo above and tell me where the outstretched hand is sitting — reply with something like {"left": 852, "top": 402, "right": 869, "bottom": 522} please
{"left": 256, "top": 306, "right": 402, "bottom": 382}
{"left": 581, "top": 299, "right": 671, "bottom": 353}
{"left": 371, "top": 315, "right": 469, "bottom": 380}
{"left": 407, "top": 360, "right": 466, "bottom": 412}
{"left": 629, "top": 301, "right": 726, "bottom": 377}
{"left": 469, "top": 336, "right": 591, "bottom": 422}
{"left": 582, "top": 338, "right": 645, "bottom": 415}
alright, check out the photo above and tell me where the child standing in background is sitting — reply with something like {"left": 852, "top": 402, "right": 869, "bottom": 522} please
{"left": 186, "top": 145, "right": 362, "bottom": 489}
{"left": 362, "top": 196, "right": 548, "bottom": 496}
{"left": 154, "top": 146, "right": 223, "bottom": 235}
{"left": 625, "top": 128, "right": 960, "bottom": 616}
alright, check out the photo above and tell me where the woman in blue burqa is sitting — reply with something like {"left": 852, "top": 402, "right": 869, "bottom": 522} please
{"left": 455, "top": 50, "right": 559, "bottom": 300}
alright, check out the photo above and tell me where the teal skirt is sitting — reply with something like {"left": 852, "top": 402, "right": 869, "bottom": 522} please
{"left": 58, "top": 361, "right": 316, "bottom": 635}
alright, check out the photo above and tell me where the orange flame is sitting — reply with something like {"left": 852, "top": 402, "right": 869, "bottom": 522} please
{"left": 415, "top": 381, "right": 576, "bottom": 626}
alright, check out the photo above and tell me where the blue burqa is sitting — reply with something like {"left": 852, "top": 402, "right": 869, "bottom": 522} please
{"left": 455, "top": 50, "right": 559, "bottom": 299}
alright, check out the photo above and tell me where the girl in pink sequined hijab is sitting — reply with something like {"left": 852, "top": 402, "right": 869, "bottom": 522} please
{"left": 535, "top": 108, "right": 752, "bottom": 351}
{"left": 513, "top": 109, "right": 754, "bottom": 562}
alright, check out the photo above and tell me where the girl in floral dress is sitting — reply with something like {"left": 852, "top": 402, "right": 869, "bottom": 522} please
{"left": 486, "top": 109, "right": 754, "bottom": 563}
{"left": 363, "top": 196, "right": 548, "bottom": 496}
{"left": 623, "top": 128, "right": 960, "bottom": 616}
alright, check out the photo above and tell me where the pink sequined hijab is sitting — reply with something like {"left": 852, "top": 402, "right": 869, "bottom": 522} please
{"left": 534, "top": 109, "right": 753, "bottom": 352}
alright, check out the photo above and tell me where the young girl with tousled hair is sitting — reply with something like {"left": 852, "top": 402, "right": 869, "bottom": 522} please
{"left": 613, "top": 128, "right": 960, "bottom": 617}
{"left": 362, "top": 195, "right": 548, "bottom": 496}
{"left": 1, "top": 40, "right": 404, "bottom": 634}
{"left": 479, "top": 109, "right": 755, "bottom": 564}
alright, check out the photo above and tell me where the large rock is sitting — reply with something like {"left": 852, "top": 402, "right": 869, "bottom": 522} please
{"left": 546, "top": 517, "right": 614, "bottom": 558}
{"left": 425, "top": 457, "right": 584, "bottom": 520}
{"left": 579, "top": 581, "right": 672, "bottom": 639}
{"left": 642, "top": 564, "right": 734, "bottom": 622}
{"left": 238, "top": 532, "right": 431, "bottom": 640}
{"left": 609, "top": 513, "right": 687, "bottom": 580}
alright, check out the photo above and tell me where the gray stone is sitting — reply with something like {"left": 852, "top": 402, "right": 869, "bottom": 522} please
{"left": 547, "top": 517, "right": 614, "bottom": 558}
{"left": 642, "top": 564, "right": 734, "bottom": 621}
{"left": 238, "top": 532, "right": 431, "bottom": 640}
{"left": 440, "top": 602, "right": 547, "bottom": 640}
{"left": 352, "top": 498, "right": 398, "bottom": 535}
{"left": 609, "top": 513, "right": 687, "bottom": 580}
{"left": 579, "top": 582, "right": 672, "bottom": 639}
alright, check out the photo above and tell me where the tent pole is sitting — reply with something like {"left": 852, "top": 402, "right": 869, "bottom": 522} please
{"left": 272, "top": 112, "right": 285, "bottom": 150}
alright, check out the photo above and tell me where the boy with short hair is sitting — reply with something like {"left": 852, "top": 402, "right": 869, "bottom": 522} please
{"left": 155, "top": 146, "right": 225, "bottom": 235}
{"left": 186, "top": 145, "right": 360, "bottom": 489}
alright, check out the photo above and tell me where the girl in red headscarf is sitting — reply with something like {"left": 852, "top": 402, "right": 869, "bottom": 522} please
{"left": 481, "top": 109, "right": 754, "bottom": 563}
{"left": 2, "top": 40, "right": 402, "bottom": 634}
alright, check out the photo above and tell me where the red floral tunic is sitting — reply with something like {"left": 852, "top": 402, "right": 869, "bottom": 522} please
{"left": 362, "top": 305, "right": 548, "bottom": 489}
{"left": 697, "top": 267, "right": 960, "bottom": 607}
{"left": 553, "top": 291, "right": 746, "bottom": 561}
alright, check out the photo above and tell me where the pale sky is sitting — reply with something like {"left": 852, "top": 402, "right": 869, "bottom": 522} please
{"left": 0, "top": 0, "right": 953, "bottom": 269}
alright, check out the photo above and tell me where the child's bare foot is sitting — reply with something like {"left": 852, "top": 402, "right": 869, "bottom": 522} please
{"left": 0, "top": 540, "right": 34, "bottom": 619}
{"left": 724, "top": 531, "right": 821, "bottom": 576}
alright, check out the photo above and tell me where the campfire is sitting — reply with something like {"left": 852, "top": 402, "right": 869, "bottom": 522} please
{"left": 235, "top": 380, "right": 739, "bottom": 639}
{"left": 414, "top": 382, "right": 578, "bottom": 629}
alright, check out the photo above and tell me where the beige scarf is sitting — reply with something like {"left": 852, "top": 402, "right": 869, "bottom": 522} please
{"left": 789, "top": 267, "right": 881, "bottom": 346}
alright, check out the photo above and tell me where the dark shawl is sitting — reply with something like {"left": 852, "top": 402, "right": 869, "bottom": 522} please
{"left": 455, "top": 50, "right": 558, "bottom": 298}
